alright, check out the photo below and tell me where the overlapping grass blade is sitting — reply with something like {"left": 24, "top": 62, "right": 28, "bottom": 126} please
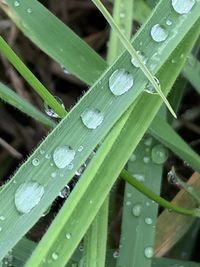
{"left": 25, "top": 23, "right": 200, "bottom": 267}
{"left": 0, "top": 82, "right": 55, "bottom": 128}
{"left": 0, "top": 0, "right": 199, "bottom": 261}
{"left": 0, "top": 0, "right": 106, "bottom": 85}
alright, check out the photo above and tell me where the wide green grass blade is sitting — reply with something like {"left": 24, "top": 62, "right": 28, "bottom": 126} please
{"left": 0, "top": 82, "right": 55, "bottom": 128}
{"left": 149, "top": 116, "right": 200, "bottom": 172}
{"left": 25, "top": 22, "right": 200, "bottom": 267}
{"left": 117, "top": 137, "right": 163, "bottom": 267}
{"left": 182, "top": 55, "right": 200, "bottom": 94}
{"left": 0, "top": 0, "right": 106, "bottom": 86}
{"left": 0, "top": 1, "right": 199, "bottom": 261}
{"left": 0, "top": 37, "right": 67, "bottom": 118}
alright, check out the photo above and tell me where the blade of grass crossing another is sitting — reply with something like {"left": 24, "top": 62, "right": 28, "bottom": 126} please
{"left": 25, "top": 22, "right": 200, "bottom": 267}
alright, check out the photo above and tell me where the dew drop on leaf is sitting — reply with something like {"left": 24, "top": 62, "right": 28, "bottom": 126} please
{"left": 131, "top": 51, "right": 148, "bottom": 68}
{"left": 150, "top": 24, "right": 168, "bottom": 42}
{"left": 81, "top": 108, "right": 104, "bottom": 129}
{"left": 66, "top": 232, "right": 72, "bottom": 239}
{"left": 44, "top": 96, "right": 65, "bottom": 118}
{"left": 51, "top": 252, "right": 58, "bottom": 260}
{"left": 113, "top": 251, "right": 120, "bottom": 258}
{"left": 166, "top": 19, "right": 173, "bottom": 26}
{"left": 151, "top": 144, "right": 168, "bottom": 164}
{"left": 27, "top": 8, "right": 32, "bottom": 14}
{"left": 171, "top": 0, "right": 196, "bottom": 14}
{"left": 59, "top": 185, "right": 70, "bottom": 198}
{"left": 132, "top": 203, "right": 142, "bottom": 217}
{"left": 14, "top": 182, "right": 44, "bottom": 214}
{"left": 14, "top": 1, "right": 20, "bottom": 7}
{"left": 144, "top": 246, "right": 154, "bottom": 258}
{"left": 32, "top": 158, "right": 40, "bottom": 167}
{"left": 144, "top": 217, "right": 153, "bottom": 225}
{"left": 53, "top": 145, "right": 75, "bottom": 169}
{"left": 109, "top": 69, "right": 134, "bottom": 96}
{"left": 133, "top": 174, "right": 145, "bottom": 182}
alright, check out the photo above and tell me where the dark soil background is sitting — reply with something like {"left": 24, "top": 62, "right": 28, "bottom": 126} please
{"left": 0, "top": 0, "right": 200, "bottom": 262}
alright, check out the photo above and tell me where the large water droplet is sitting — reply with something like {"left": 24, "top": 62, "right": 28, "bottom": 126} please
{"left": 151, "top": 24, "right": 168, "bottom": 42}
{"left": 109, "top": 69, "right": 134, "bottom": 96}
{"left": 44, "top": 96, "right": 65, "bottom": 118}
{"left": 171, "top": 0, "right": 195, "bottom": 14}
{"left": 81, "top": 108, "right": 104, "bottom": 129}
{"left": 15, "top": 182, "right": 44, "bottom": 214}
{"left": 144, "top": 246, "right": 154, "bottom": 258}
{"left": 131, "top": 51, "right": 148, "bottom": 68}
{"left": 59, "top": 185, "right": 70, "bottom": 198}
{"left": 151, "top": 144, "right": 168, "bottom": 164}
{"left": 132, "top": 203, "right": 142, "bottom": 217}
{"left": 53, "top": 145, "right": 75, "bottom": 169}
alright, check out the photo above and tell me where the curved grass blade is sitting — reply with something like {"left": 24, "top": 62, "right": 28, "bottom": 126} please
{"left": 25, "top": 23, "right": 200, "bottom": 267}
{"left": 0, "top": 3, "right": 199, "bottom": 262}
{"left": 0, "top": 0, "right": 106, "bottom": 86}
{"left": 91, "top": 0, "right": 176, "bottom": 118}
{"left": 0, "top": 37, "right": 67, "bottom": 118}
{"left": 0, "top": 82, "right": 55, "bottom": 128}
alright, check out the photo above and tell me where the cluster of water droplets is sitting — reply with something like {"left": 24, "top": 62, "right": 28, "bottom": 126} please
{"left": 14, "top": 0, "right": 32, "bottom": 13}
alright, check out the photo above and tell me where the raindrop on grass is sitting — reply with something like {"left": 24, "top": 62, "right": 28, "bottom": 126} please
{"left": 144, "top": 137, "right": 153, "bottom": 147}
{"left": 109, "top": 69, "right": 134, "bottom": 96}
{"left": 59, "top": 185, "right": 70, "bottom": 198}
{"left": 66, "top": 233, "right": 72, "bottom": 239}
{"left": 171, "top": 0, "right": 196, "bottom": 14}
{"left": 61, "top": 65, "right": 70, "bottom": 74}
{"left": 76, "top": 163, "right": 86, "bottom": 176}
{"left": 151, "top": 24, "right": 168, "bottom": 42}
{"left": 132, "top": 204, "right": 142, "bottom": 217}
{"left": 44, "top": 96, "right": 65, "bottom": 118}
{"left": 129, "top": 153, "right": 136, "bottom": 162}
{"left": 143, "top": 156, "right": 150, "bottom": 164}
{"left": 81, "top": 108, "right": 104, "bottom": 129}
{"left": 52, "top": 252, "right": 58, "bottom": 260}
{"left": 144, "top": 77, "right": 160, "bottom": 94}
{"left": 14, "top": 1, "right": 20, "bottom": 7}
{"left": 167, "top": 170, "right": 179, "bottom": 185}
{"left": 144, "top": 246, "right": 154, "bottom": 258}
{"left": 145, "top": 217, "right": 153, "bottom": 225}
{"left": 133, "top": 174, "right": 145, "bottom": 182}
{"left": 78, "top": 146, "right": 84, "bottom": 152}
{"left": 166, "top": 19, "right": 173, "bottom": 26}
{"left": 15, "top": 182, "right": 44, "bottom": 214}
{"left": 67, "top": 163, "right": 74, "bottom": 170}
{"left": 113, "top": 251, "right": 119, "bottom": 258}
{"left": 0, "top": 215, "right": 5, "bottom": 221}
{"left": 53, "top": 145, "right": 75, "bottom": 169}
{"left": 32, "top": 158, "right": 40, "bottom": 167}
{"left": 151, "top": 144, "right": 168, "bottom": 164}
{"left": 27, "top": 8, "right": 32, "bottom": 13}
{"left": 131, "top": 51, "right": 148, "bottom": 68}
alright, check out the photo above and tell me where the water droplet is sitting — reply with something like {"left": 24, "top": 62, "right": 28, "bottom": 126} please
{"left": 144, "top": 137, "right": 153, "bottom": 147}
{"left": 44, "top": 96, "right": 65, "bottom": 118}
{"left": 79, "top": 243, "right": 84, "bottom": 252}
{"left": 27, "top": 7, "right": 32, "bottom": 13}
{"left": 78, "top": 146, "right": 84, "bottom": 152}
{"left": 52, "top": 252, "right": 58, "bottom": 260}
{"left": 14, "top": 1, "right": 20, "bottom": 7}
{"left": 66, "top": 232, "right": 72, "bottom": 239}
{"left": 167, "top": 169, "right": 179, "bottom": 185}
{"left": 45, "top": 153, "right": 51, "bottom": 160}
{"left": 144, "top": 246, "right": 154, "bottom": 258}
{"left": 129, "top": 153, "right": 136, "bottom": 162}
{"left": 132, "top": 203, "right": 142, "bottom": 217}
{"left": 166, "top": 19, "right": 172, "bottom": 26}
{"left": 126, "top": 192, "right": 132, "bottom": 198}
{"left": 151, "top": 24, "right": 168, "bottom": 42}
{"left": 76, "top": 163, "right": 86, "bottom": 176}
{"left": 113, "top": 251, "right": 119, "bottom": 258}
{"left": 126, "top": 201, "right": 131, "bottom": 206}
{"left": 143, "top": 157, "right": 150, "bottom": 164}
{"left": 146, "top": 201, "right": 150, "bottom": 206}
{"left": 144, "top": 77, "right": 160, "bottom": 94}
{"left": 144, "top": 217, "right": 153, "bottom": 225}
{"left": 53, "top": 145, "right": 75, "bottom": 169}
{"left": 61, "top": 65, "right": 70, "bottom": 74}
{"left": 133, "top": 174, "right": 145, "bottom": 182}
{"left": 171, "top": 0, "right": 195, "bottom": 14}
{"left": 51, "top": 172, "right": 57, "bottom": 178}
{"left": 0, "top": 215, "right": 5, "bottom": 221}
{"left": 59, "top": 185, "right": 70, "bottom": 198}
{"left": 151, "top": 144, "right": 168, "bottom": 164}
{"left": 81, "top": 108, "right": 104, "bottom": 129}
{"left": 40, "top": 149, "right": 45, "bottom": 155}
{"left": 67, "top": 163, "right": 74, "bottom": 170}
{"left": 32, "top": 158, "right": 40, "bottom": 167}
{"left": 14, "top": 182, "right": 44, "bottom": 214}
{"left": 109, "top": 69, "right": 134, "bottom": 96}
{"left": 131, "top": 51, "right": 148, "bottom": 68}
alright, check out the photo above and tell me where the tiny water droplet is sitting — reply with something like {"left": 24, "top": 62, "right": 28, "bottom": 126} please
{"left": 113, "top": 251, "right": 119, "bottom": 258}
{"left": 0, "top": 215, "right": 5, "bottom": 221}
{"left": 144, "top": 217, "right": 153, "bottom": 225}
{"left": 166, "top": 19, "right": 172, "bottom": 26}
{"left": 76, "top": 163, "right": 86, "bottom": 176}
{"left": 171, "top": 0, "right": 195, "bottom": 14}
{"left": 67, "top": 163, "right": 74, "bottom": 170}
{"left": 167, "top": 170, "right": 179, "bottom": 185}
{"left": 53, "top": 145, "right": 75, "bottom": 169}
{"left": 109, "top": 69, "right": 134, "bottom": 96}
{"left": 15, "top": 182, "right": 44, "bottom": 214}
{"left": 144, "top": 77, "right": 160, "bottom": 94}
{"left": 144, "top": 246, "right": 154, "bottom": 258}
{"left": 61, "top": 65, "right": 70, "bottom": 74}
{"left": 27, "top": 7, "right": 32, "bottom": 13}
{"left": 144, "top": 137, "right": 153, "bottom": 147}
{"left": 81, "top": 108, "right": 104, "bottom": 129}
{"left": 133, "top": 174, "right": 145, "bottom": 182}
{"left": 78, "top": 146, "right": 84, "bottom": 152}
{"left": 126, "top": 201, "right": 131, "bottom": 206}
{"left": 44, "top": 96, "right": 65, "bottom": 118}
{"left": 32, "top": 158, "right": 40, "bottom": 167}
{"left": 132, "top": 203, "right": 142, "bottom": 217}
{"left": 66, "top": 233, "right": 72, "bottom": 239}
{"left": 45, "top": 153, "right": 51, "bottom": 159}
{"left": 59, "top": 185, "right": 70, "bottom": 198}
{"left": 40, "top": 149, "right": 45, "bottom": 155}
{"left": 143, "top": 156, "right": 150, "bottom": 164}
{"left": 126, "top": 192, "right": 132, "bottom": 198}
{"left": 79, "top": 243, "right": 84, "bottom": 252}
{"left": 14, "top": 1, "right": 20, "bottom": 7}
{"left": 51, "top": 172, "right": 57, "bottom": 178}
{"left": 129, "top": 153, "right": 136, "bottom": 162}
{"left": 52, "top": 252, "right": 58, "bottom": 260}
{"left": 151, "top": 144, "right": 168, "bottom": 164}
{"left": 131, "top": 51, "right": 148, "bottom": 68}
{"left": 151, "top": 24, "right": 168, "bottom": 42}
